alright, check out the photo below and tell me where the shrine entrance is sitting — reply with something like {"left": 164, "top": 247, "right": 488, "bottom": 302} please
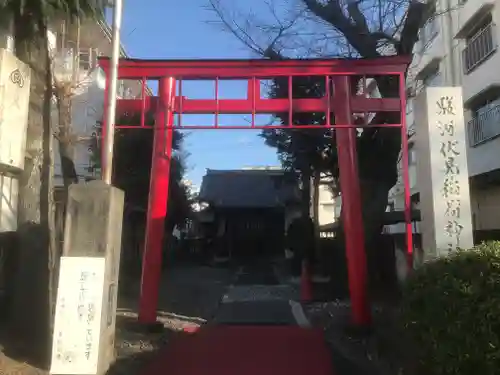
{"left": 98, "top": 56, "right": 413, "bottom": 327}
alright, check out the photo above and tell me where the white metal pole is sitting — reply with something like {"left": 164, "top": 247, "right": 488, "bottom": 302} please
{"left": 102, "top": 0, "right": 123, "bottom": 184}
{"left": 5, "top": 18, "right": 15, "bottom": 52}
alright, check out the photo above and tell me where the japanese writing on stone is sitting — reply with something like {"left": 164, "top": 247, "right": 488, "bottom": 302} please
{"left": 79, "top": 271, "right": 97, "bottom": 360}
{"left": 54, "top": 270, "right": 98, "bottom": 365}
{"left": 436, "top": 95, "right": 463, "bottom": 251}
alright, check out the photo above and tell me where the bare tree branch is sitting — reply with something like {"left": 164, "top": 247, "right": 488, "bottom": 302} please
{"left": 397, "top": 1, "right": 428, "bottom": 55}
{"left": 347, "top": 0, "right": 369, "bottom": 33}
{"left": 300, "top": 0, "right": 379, "bottom": 57}
{"left": 207, "top": 0, "right": 267, "bottom": 55}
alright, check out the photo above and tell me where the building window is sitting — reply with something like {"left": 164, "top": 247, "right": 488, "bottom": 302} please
{"left": 463, "top": 15, "right": 497, "bottom": 74}
{"left": 467, "top": 97, "right": 500, "bottom": 146}
{"left": 79, "top": 48, "right": 98, "bottom": 71}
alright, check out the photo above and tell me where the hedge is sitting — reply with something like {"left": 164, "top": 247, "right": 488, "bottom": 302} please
{"left": 400, "top": 241, "right": 500, "bottom": 375}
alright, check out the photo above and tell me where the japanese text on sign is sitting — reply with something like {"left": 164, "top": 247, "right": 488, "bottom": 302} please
{"left": 50, "top": 257, "right": 105, "bottom": 375}
{"left": 436, "top": 96, "right": 463, "bottom": 251}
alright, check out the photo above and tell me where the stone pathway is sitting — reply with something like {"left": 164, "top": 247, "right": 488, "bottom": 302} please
{"left": 222, "top": 285, "right": 297, "bottom": 302}
{"left": 138, "top": 258, "right": 333, "bottom": 375}
{"left": 213, "top": 259, "right": 304, "bottom": 326}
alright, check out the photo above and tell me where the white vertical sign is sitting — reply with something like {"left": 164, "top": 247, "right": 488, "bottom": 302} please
{"left": 415, "top": 87, "right": 473, "bottom": 259}
{"left": 0, "top": 48, "right": 31, "bottom": 170}
{"left": 50, "top": 257, "right": 106, "bottom": 375}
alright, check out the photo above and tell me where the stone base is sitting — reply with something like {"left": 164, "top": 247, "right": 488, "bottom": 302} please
{"left": 123, "top": 320, "right": 166, "bottom": 334}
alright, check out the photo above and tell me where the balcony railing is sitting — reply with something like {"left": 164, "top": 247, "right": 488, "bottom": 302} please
{"left": 78, "top": 48, "right": 99, "bottom": 71}
{"left": 468, "top": 104, "right": 500, "bottom": 146}
{"left": 463, "top": 23, "right": 497, "bottom": 74}
{"left": 419, "top": 16, "right": 438, "bottom": 52}
{"left": 52, "top": 47, "right": 99, "bottom": 83}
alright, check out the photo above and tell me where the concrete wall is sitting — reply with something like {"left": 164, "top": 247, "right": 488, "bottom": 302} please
{"left": 388, "top": 0, "right": 500, "bottom": 232}
{"left": 470, "top": 184, "right": 500, "bottom": 230}
{"left": 52, "top": 69, "right": 106, "bottom": 185}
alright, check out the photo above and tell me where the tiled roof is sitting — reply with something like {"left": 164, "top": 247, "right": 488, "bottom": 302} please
{"left": 198, "top": 169, "right": 299, "bottom": 208}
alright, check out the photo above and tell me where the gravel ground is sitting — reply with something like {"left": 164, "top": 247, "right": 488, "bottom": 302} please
{"left": 0, "top": 264, "right": 234, "bottom": 375}
{"left": 304, "top": 300, "right": 405, "bottom": 375}
{"left": 109, "top": 264, "right": 234, "bottom": 375}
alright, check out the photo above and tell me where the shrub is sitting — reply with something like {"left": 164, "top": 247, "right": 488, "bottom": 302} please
{"left": 400, "top": 242, "right": 500, "bottom": 375}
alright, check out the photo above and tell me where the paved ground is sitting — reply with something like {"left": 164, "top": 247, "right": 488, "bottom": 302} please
{"left": 138, "top": 258, "right": 334, "bottom": 375}
{"left": 0, "top": 257, "right": 365, "bottom": 375}
{"left": 111, "top": 264, "right": 234, "bottom": 372}
{"left": 115, "top": 258, "right": 399, "bottom": 375}
{"left": 141, "top": 325, "right": 333, "bottom": 375}
{"left": 214, "top": 259, "right": 299, "bottom": 325}
{"left": 0, "top": 264, "right": 234, "bottom": 375}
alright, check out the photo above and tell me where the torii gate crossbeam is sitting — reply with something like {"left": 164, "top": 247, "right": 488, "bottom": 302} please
{"left": 98, "top": 56, "right": 412, "bottom": 328}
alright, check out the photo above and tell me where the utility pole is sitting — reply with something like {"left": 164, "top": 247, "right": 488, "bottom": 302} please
{"left": 102, "top": 0, "right": 123, "bottom": 184}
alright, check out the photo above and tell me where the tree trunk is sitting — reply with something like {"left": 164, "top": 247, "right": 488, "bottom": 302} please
{"left": 336, "top": 127, "right": 401, "bottom": 297}
{"left": 9, "top": 14, "right": 57, "bottom": 368}
{"left": 55, "top": 90, "right": 79, "bottom": 189}
{"left": 300, "top": 168, "right": 311, "bottom": 217}
{"left": 311, "top": 169, "right": 321, "bottom": 265}
{"left": 359, "top": 178, "right": 393, "bottom": 286}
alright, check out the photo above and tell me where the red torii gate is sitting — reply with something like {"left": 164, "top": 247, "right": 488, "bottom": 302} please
{"left": 98, "top": 56, "right": 413, "bottom": 327}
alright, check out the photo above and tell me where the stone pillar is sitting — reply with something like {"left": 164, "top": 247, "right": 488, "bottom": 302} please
{"left": 50, "top": 181, "right": 124, "bottom": 375}
{"left": 414, "top": 87, "right": 474, "bottom": 260}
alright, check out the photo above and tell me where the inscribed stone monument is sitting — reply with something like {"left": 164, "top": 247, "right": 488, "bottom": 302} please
{"left": 414, "top": 87, "right": 473, "bottom": 259}
{"left": 50, "top": 257, "right": 106, "bottom": 375}
{"left": 51, "top": 181, "right": 124, "bottom": 375}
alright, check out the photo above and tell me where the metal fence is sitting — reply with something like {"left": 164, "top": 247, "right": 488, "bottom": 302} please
{"left": 463, "top": 23, "right": 497, "bottom": 74}
{"left": 467, "top": 103, "right": 500, "bottom": 146}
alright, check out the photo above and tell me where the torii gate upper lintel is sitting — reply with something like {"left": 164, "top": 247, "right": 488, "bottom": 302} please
{"left": 98, "top": 55, "right": 412, "bottom": 328}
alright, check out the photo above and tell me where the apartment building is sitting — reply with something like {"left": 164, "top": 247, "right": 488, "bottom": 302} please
{"left": 314, "top": 174, "right": 341, "bottom": 237}
{"left": 387, "top": 0, "right": 500, "bottom": 233}
{"left": 49, "top": 16, "right": 143, "bottom": 185}
{"left": 0, "top": 9, "right": 145, "bottom": 238}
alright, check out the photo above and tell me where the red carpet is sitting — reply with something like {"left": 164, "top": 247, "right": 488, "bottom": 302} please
{"left": 141, "top": 325, "right": 334, "bottom": 375}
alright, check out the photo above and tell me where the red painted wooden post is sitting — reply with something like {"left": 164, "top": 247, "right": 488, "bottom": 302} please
{"left": 138, "top": 77, "right": 176, "bottom": 323}
{"left": 332, "top": 76, "right": 371, "bottom": 326}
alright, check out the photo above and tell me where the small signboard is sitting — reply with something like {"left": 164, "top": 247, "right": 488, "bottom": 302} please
{"left": 50, "top": 256, "right": 106, "bottom": 375}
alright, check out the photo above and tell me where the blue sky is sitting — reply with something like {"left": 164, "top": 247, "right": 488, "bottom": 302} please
{"left": 114, "top": 0, "right": 280, "bottom": 189}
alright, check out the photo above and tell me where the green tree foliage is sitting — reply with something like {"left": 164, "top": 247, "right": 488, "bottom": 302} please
{"left": 261, "top": 76, "right": 337, "bottom": 214}
{"left": 210, "top": 0, "right": 428, "bottom": 254}
{"left": 400, "top": 242, "right": 500, "bottom": 375}
{"left": 112, "top": 111, "right": 192, "bottom": 232}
